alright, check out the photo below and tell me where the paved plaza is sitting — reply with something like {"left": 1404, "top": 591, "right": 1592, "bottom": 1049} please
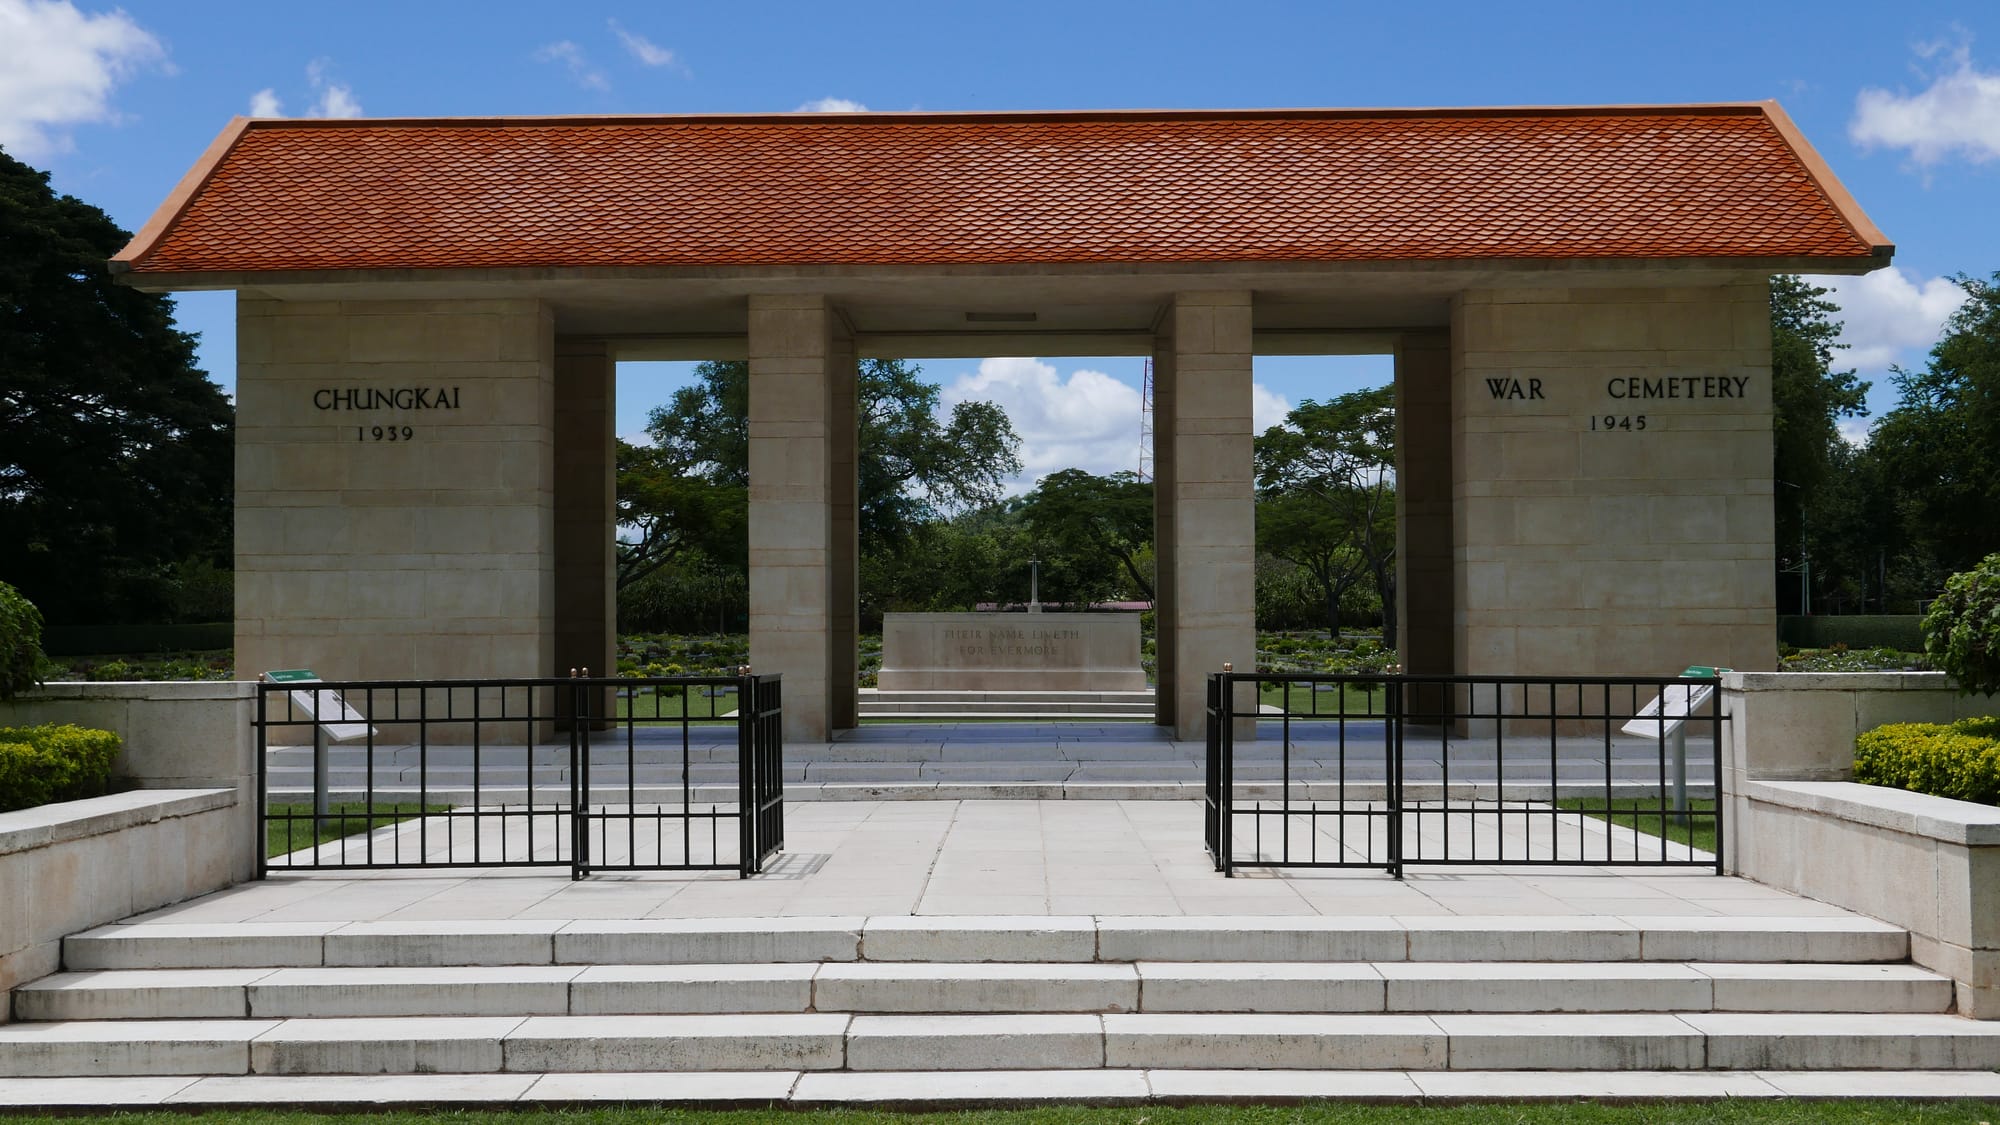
{"left": 210, "top": 800, "right": 1793, "bottom": 922}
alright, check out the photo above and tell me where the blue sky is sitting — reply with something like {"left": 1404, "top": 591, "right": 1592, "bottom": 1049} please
{"left": 6, "top": 0, "right": 1998, "bottom": 486}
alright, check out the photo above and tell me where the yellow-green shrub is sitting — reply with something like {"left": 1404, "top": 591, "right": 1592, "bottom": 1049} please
{"left": 1854, "top": 717, "right": 2000, "bottom": 806}
{"left": 0, "top": 724, "right": 122, "bottom": 813}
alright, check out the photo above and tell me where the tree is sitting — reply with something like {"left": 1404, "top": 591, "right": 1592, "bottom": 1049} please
{"left": 1868, "top": 273, "right": 2000, "bottom": 582}
{"left": 620, "top": 359, "right": 1022, "bottom": 588}
{"left": 1255, "top": 490, "right": 1367, "bottom": 638}
{"left": 0, "top": 150, "right": 233, "bottom": 626}
{"left": 1769, "top": 276, "right": 1868, "bottom": 611}
{"left": 1019, "top": 469, "right": 1155, "bottom": 602}
{"left": 1255, "top": 386, "right": 1400, "bottom": 647}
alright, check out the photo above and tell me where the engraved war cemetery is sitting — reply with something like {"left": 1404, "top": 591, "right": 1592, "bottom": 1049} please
{"left": 8, "top": 91, "right": 2000, "bottom": 1111}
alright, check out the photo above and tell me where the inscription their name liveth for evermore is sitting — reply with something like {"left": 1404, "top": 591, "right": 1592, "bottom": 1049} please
{"left": 311, "top": 386, "right": 463, "bottom": 441}
{"left": 942, "top": 626, "right": 1082, "bottom": 659}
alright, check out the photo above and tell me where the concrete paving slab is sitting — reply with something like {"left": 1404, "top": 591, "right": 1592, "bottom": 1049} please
{"left": 172, "top": 1073, "right": 541, "bottom": 1103}
{"left": 1681, "top": 1012, "right": 2000, "bottom": 1069}
{"left": 794, "top": 1069, "right": 1147, "bottom": 1102}
{"left": 1145, "top": 1069, "right": 1423, "bottom": 1099}
{"left": 0, "top": 1018, "right": 277, "bottom": 1076}
{"left": 1103, "top": 1013, "right": 1445, "bottom": 1069}
{"left": 502, "top": 1014, "right": 849, "bottom": 1072}
{"left": 1432, "top": 1013, "right": 1704, "bottom": 1069}
{"left": 0, "top": 1077, "right": 202, "bottom": 1105}
{"left": 816, "top": 963, "right": 1138, "bottom": 1012}
{"left": 861, "top": 916, "right": 1097, "bottom": 962}
{"left": 1411, "top": 1070, "right": 1784, "bottom": 1098}
{"left": 249, "top": 1015, "right": 523, "bottom": 1074}
{"left": 13, "top": 968, "right": 272, "bottom": 1020}
{"left": 845, "top": 1014, "right": 1104, "bottom": 1070}
{"left": 569, "top": 964, "right": 816, "bottom": 1014}
{"left": 525, "top": 1070, "right": 801, "bottom": 1101}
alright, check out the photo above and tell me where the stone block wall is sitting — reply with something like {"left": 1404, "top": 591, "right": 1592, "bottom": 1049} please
{"left": 234, "top": 298, "right": 557, "bottom": 682}
{"left": 1451, "top": 284, "right": 1775, "bottom": 680}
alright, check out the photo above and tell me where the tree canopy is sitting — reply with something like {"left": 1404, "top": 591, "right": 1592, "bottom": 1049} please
{"left": 617, "top": 358, "right": 1022, "bottom": 591}
{"left": 0, "top": 149, "right": 233, "bottom": 625}
{"left": 1255, "top": 386, "right": 1399, "bottom": 644}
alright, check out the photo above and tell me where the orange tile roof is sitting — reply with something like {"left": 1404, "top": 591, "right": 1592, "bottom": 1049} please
{"left": 114, "top": 105, "right": 1887, "bottom": 275}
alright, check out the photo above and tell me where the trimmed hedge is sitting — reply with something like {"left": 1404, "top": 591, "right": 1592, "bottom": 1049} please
{"left": 1854, "top": 717, "right": 2000, "bottom": 807}
{"left": 0, "top": 723, "right": 122, "bottom": 813}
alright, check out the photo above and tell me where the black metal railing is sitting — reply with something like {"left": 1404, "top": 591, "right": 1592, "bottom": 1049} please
{"left": 257, "top": 673, "right": 784, "bottom": 879}
{"left": 1206, "top": 670, "right": 1725, "bottom": 877}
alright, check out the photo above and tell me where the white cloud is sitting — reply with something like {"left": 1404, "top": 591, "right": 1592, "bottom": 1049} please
{"left": 0, "top": 0, "right": 165, "bottom": 158}
{"left": 536, "top": 40, "right": 608, "bottom": 92}
{"left": 798, "top": 96, "right": 866, "bottom": 113}
{"left": 247, "top": 60, "right": 362, "bottom": 121}
{"left": 938, "top": 357, "right": 1291, "bottom": 493}
{"left": 1837, "top": 417, "right": 1873, "bottom": 447}
{"left": 1253, "top": 383, "right": 1291, "bottom": 434}
{"left": 1808, "top": 268, "right": 1969, "bottom": 371}
{"left": 609, "top": 20, "right": 676, "bottom": 68}
{"left": 1851, "top": 39, "right": 2000, "bottom": 165}
{"left": 312, "top": 83, "right": 360, "bottom": 119}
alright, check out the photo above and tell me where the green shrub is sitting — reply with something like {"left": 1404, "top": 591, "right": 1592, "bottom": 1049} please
{"left": 0, "top": 724, "right": 122, "bottom": 812}
{"left": 1854, "top": 718, "right": 2000, "bottom": 806}
{"left": 1923, "top": 553, "right": 2000, "bottom": 696}
{"left": 0, "top": 581, "right": 48, "bottom": 701}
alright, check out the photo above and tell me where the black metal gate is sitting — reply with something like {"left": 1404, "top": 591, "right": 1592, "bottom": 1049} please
{"left": 258, "top": 673, "right": 784, "bottom": 879}
{"left": 1206, "top": 670, "right": 1724, "bottom": 876}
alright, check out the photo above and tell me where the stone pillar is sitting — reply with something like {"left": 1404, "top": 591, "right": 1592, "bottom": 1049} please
{"left": 1450, "top": 283, "right": 1776, "bottom": 681}
{"left": 1157, "top": 291, "right": 1258, "bottom": 740}
{"left": 828, "top": 330, "right": 859, "bottom": 731}
{"left": 555, "top": 338, "right": 616, "bottom": 723}
{"left": 1395, "top": 331, "right": 1454, "bottom": 718}
{"left": 234, "top": 298, "right": 556, "bottom": 683}
{"left": 747, "top": 294, "right": 835, "bottom": 743}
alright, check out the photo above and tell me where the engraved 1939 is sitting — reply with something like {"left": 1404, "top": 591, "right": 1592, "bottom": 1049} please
{"left": 356, "top": 425, "right": 415, "bottom": 442}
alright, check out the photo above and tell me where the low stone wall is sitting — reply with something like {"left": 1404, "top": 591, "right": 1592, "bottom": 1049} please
{"left": 0, "top": 682, "right": 261, "bottom": 1015}
{"left": 1721, "top": 671, "right": 2000, "bottom": 1017}
{"left": 0, "top": 788, "right": 243, "bottom": 1019}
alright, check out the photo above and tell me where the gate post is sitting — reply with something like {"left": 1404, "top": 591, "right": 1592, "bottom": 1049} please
{"left": 569, "top": 671, "right": 591, "bottom": 880}
{"left": 1387, "top": 674, "right": 1404, "bottom": 880}
{"left": 737, "top": 669, "right": 757, "bottom": 878}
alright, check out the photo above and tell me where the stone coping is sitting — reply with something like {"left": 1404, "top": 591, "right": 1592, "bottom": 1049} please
{"left": 1742, "top": 779, "right": 2000, "bottom": 847}
{"left": 13, "top": 681, "right": 255, "bottom": 701}
{"left": 0, "top": 788, "right": 237, "bottom": 855}
{"left": 1721, "top": 670, "right": 1952, "bottom": 692}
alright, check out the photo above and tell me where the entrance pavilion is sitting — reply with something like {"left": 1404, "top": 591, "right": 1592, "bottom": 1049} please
{"left": 112, "top": 103, "right": 1891, "bottom": 741}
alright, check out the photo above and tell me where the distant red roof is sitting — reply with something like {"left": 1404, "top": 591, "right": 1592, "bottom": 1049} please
{"left": 113, "top": 104, "right": 1888, "bottom": 277}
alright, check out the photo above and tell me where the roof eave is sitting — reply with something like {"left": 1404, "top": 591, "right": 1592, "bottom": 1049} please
{"left": 111, "top": 253, "right": 1895, "bottom": 293}
{"left": 110, "top": 116, "right": 254, "bottom": 274}
{"left": 1758, "top": 100, "right": 1895, "bottom": 263}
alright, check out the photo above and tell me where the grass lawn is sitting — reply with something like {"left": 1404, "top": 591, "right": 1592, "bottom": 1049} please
{"left": 612, "top": 685, "right": 738, "bottom": 724}
{"left": 1554, "top": 796, "right": 1719, "bottom": 855}
{"left": 6, "top": 1101, "right": 1995, "bottom": 1124}
{"left": 1257, "top": 681, "right": 1389, "bottom": 717}
{"left": 264, "top": 802, "right": 451, "bottom": 858}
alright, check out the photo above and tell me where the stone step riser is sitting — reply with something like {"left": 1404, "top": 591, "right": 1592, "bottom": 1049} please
{"left": 3, "top": 1013, "right": 1998, "bottom": 1076}
{"left": 15, "top": 964, "right": 1953, "bottom": 1022}
{"left": 62, "top": 920, "right": 1910, "bottom": 970}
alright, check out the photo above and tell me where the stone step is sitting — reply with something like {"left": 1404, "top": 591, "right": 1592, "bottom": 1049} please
{"left": 13, "top": 962, "right": 1953, "bottom": 1022}
{"left": 8, "top": 1068, "right": 2000, "bottom": 1107}
{"left": 61, "top": 915, "right": 1911, "bottom": 970}
{"left": 3, "top": 1012, "right": 1999, "bottom": 1076}
{"left": 853, "top": 712, "right": 1154, "bottom": 721}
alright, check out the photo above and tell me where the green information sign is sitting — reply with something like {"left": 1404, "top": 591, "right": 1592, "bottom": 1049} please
{"left": 263, "top": 669, "right": 320, "bottom": 683}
